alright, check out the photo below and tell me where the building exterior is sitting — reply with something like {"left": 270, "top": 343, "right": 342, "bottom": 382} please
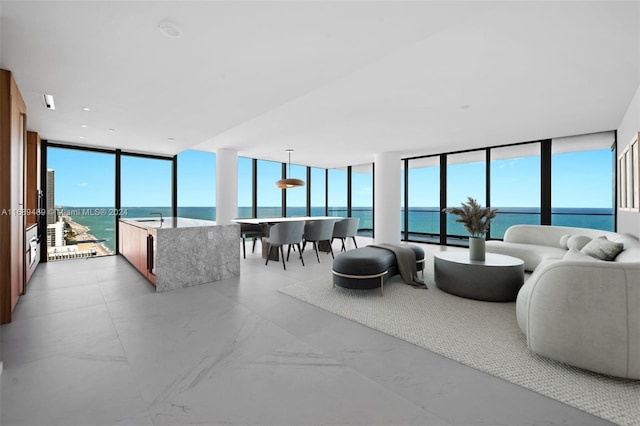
{"left": 46, "top": 219, "right": 64, "bottom": 248}
{"left": 46, "top": 168, "right": 56, "bottom": 226}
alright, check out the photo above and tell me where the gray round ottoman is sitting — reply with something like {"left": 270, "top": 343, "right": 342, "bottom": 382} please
{"left": 332, "top": 245, "right": 425, "bottom": 295}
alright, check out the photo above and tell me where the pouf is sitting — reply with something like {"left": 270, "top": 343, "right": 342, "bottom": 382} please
{"left": 332, "top": 245, "right": 425, "bottom": 295}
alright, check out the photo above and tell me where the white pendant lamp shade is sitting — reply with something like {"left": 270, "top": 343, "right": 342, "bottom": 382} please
{"left": 275, "top": 149, "right": 305, "bottom": 189}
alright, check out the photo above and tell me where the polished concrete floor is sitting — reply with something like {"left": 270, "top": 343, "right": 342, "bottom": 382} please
{"left": 1, "top": 238, "right": 612, "bottom": 425}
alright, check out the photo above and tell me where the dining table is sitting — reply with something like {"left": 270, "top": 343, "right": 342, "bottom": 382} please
{"left": 232, "top": 216, "right": 342, "bottom": 260}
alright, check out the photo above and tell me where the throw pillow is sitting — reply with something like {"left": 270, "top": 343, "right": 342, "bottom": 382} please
{"left": 567, "top": 235, "right": 592, "bottom": 250}
{"left": 559, "top": 234, "right": 571, "bottom": 249}
{"left": 563, "top": 248, "right": 601, "bottom": 261}
{"left": 581, "top": 237, "right": 624, "bottom": 261}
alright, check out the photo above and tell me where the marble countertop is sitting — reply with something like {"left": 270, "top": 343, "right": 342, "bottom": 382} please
{"left": 120, "top": 217, "right": 223, "bottom": 229}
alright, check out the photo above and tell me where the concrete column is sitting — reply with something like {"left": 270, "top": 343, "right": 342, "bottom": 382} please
{"left": 374, "top": 152, "right": 402, "bottom": 244}
{"left": 215, "top": 148, "right": 238, "bottom": 225}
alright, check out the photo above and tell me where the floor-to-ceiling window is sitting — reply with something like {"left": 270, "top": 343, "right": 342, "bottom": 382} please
{"left": 285, "top": 163, "right": 307, "bottom": 217}
{"left": 120, "top": 155, "right": 172, "bottom": 220}
{"left": 327, "top": 168, "right": 348, "bottom": 217}
{"left": 46, "top": 146, "right": 115, "bottom": 260}
{"left": 401, "top": 161, "right": 406, "bottom": 237}
{"left": 406, "top": 156, "right": 440, "bottom": 243}
{"left": 310, "top": 167, "right": 326, "bottom": 216}
{"left": 256, "top": 159, "right": 282, "bottom": 218}
{"left": 402, "top": 132, "right": 616, "bottom": 245}
{"left": 237, "top": 157, "right": 254, "bottom": 218}
{"left": 177, "top": 150, "right": 215, "bottom": 220}
{"left": 351, "top": 163, "right": 373, "bottom": 236}
{"left": 446, "top": 151, "right": 486, "bottom": 243}
{"left": 490, "top": 144, "right": 541, "bottom": 239}
{"left": 551, "top": 134, "right": 615, "bottom": 231}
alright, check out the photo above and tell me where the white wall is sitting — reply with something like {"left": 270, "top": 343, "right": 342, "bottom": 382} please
{"left": 617, "top": 84, "right": 640, "bottom": 238}
{"left": 0, "top": 0, "right": 3, "bottom": 68}
{"left": 215, "top": 148, "right": 238, "bottom": 225}
{"left": 0, "top": 1, "right": 4, "bottom": 68}
{"left": 374, "top": 152, "right": 401, "bottom": 244}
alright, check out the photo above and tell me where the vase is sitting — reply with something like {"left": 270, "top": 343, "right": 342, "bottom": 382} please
{"left": 469, "top": 236, "right": 486, "bottom": 261}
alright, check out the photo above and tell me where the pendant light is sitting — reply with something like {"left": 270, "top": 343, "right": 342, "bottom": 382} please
{"left": 275, "top": 149, "right": 305, "bottom": 189}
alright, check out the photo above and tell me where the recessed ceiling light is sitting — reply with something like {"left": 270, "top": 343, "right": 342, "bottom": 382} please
{"left": 80, "top": 124, "right": 88, "bottom": 128}
{"left": 168, "top": 137, "right": 176, "bottom": 141}
{"left": 79, "top": 136, "right": 85, "bottom": 139}
{"left": 158, "top": 21, "right": 183, "bottom": 38}
{"left": 82, "top": 107, "right": 91, "bottom": 111}
{"left": 43, "top": 94, "right": 55, "bottom": 110}
{"left": 108, "top": 128, "right": 116, "bottom": 132}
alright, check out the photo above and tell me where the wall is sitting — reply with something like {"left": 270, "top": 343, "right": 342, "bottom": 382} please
{"left": 374, "top": 152, "right": 402, "bottom": 244}
{"left": 0, "top": 0, "right": 3, "bottom": 68}
{"left": 617, "top": 84, "right": 640, "bottom": 238}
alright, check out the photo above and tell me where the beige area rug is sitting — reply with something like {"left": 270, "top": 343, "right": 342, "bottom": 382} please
{"left": 278, "top": 254, "right": 640, "bottom": 426}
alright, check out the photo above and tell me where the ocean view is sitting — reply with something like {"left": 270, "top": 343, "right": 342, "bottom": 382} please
{"left": 58, "top": 206, "right": 615, "bottom": 254}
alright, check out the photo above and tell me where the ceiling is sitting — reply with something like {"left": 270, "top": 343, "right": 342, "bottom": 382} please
{"left": 1, "top": 1, "right": 638, "bottom": 169}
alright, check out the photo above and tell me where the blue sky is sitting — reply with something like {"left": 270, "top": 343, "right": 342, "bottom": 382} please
{"left": 48, "top": 148, "right": 612, "bottom": 209}
{"left": 48, "top": 148, "right": 115, "bottom": 206}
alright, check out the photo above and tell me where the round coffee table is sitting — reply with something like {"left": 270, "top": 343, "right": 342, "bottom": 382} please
{"left": 434, "top": 251, "right": 524, "bottom": 302}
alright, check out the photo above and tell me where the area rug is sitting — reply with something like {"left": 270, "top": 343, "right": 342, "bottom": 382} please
{"left": 278, "top": 255, "right": 640, "bottom": 426}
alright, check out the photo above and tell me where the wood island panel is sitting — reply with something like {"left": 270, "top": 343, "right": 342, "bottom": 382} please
{"left": 119, "top": 220, "right": 155, "bottom": 285}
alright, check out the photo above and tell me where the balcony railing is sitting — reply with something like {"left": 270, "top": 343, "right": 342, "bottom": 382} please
{"left": 402, "top": 208, "right": 614, "bottom": 243}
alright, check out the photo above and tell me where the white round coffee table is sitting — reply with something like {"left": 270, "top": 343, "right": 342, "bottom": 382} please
{"left": 433, "top": 251, "right": 524, "bottom": 302}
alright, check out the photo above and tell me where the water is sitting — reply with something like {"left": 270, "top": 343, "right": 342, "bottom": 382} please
{"left": 402, "top": 207, "right": 615, "bottom": 240}
{"left": 59, "top": 206, "right": 613, "bottom": 254}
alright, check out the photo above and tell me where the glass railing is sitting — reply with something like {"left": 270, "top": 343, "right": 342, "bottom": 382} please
{"left": 351, "top": 207, "right": 373, "bottom": 236}
{"left": 404, "top": 207, "right": 440, "bottom": 236}
{"left": 401, "top": 207, "right": 614, "bottom": 243}
{"left": 489, "top": 210, "right": 541, "bottom": 240}
{"left": 551, "top": 208, "right": 614, "bottom": 232}
{"left": 327, "top": 207, "right": 347, "bottom": 217}
{"left": 177, "top": 207, "right": 215, "bottom": 221}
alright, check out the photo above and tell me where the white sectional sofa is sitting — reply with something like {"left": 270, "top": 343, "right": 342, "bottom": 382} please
{"left": 486, "top": 225, "right": 640, "bottom": 379}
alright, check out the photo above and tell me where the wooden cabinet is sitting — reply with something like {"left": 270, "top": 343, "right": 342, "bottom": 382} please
{"left": 119, "top": 220, "right": 156, "bottom": 286}
{"left": 25, "top": 131, "right": 41, "bottom": 228}
{"left": 24, "top": 132, "right": 41, "bottom": 290}
{"left": 1, "top": 69, "right": 27, "bottom": 324}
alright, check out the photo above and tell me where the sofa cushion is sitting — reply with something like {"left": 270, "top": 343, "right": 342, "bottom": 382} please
{"left": 566, "top": 235, "right": 592, "bottom": 250}
{"left": 610, "top": 235, "right": 640, "bottom": 250}
{"left": 486, "top": 241, "right": 566, "bottom": 271}
{"left": 490, "top": 225, "right": 640, "bottom": 269}
{"left": 615, "top": 246, "right": 640, "bottom": 262}
{"left": 563, "top": 248, "right": 602, "bottom": 261}
{"left": 559, "top": 234, "right": 571, "bottom": 249}
{"left": 503, "top": 225, "right": 568, "bottom": 248}
{"left": 503, "top": 225, "right": 639, "bottom": 250}
{"left": 581, "top": 237, "right": 624, "bottom": 261}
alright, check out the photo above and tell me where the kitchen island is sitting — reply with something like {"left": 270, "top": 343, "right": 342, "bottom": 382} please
{"left": 119, "top": 217, "right": 239, "bottom": 292}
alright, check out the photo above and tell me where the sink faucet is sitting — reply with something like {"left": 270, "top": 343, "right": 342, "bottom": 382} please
{"left": 150, "top": 212, "right": 164, "bottom": 222}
